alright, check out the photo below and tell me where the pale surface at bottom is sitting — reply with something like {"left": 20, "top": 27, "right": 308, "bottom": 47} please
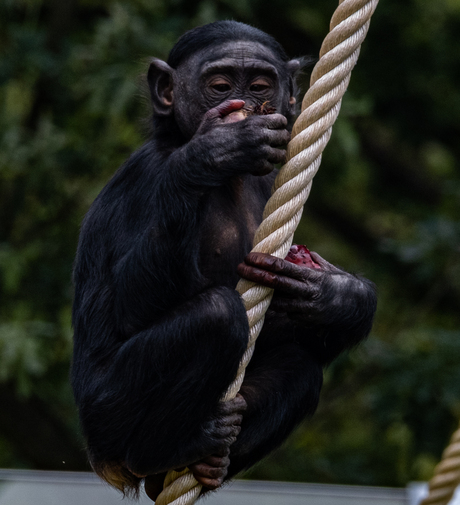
{"left": 0, "top": 469, "right": 414, "bottom": 505}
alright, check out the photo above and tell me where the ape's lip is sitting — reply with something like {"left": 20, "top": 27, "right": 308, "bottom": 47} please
{"left": 285, "top": 244, "right": 321, "bottom": 269}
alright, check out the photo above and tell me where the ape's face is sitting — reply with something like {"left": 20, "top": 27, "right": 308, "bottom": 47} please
{"left": 149, "top": 40, "right": 298, "bottom": 139}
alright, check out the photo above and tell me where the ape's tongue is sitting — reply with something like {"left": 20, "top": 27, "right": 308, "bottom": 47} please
{"left": 285, "top": 244, "right": 321, "bottom": 269}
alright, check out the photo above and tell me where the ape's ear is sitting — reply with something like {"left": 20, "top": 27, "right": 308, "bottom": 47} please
{"left": 287, "top": 59, "right": 301, "bottom": 76}
{"left": 287, "top": 59, "right": 301, "bottom": 115}
{"left": 148, "top": 59, "right": 175, "bottom": 116}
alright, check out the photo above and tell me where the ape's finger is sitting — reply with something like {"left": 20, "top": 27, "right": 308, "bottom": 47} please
{"left": 197, "top": 100, "right": 246, "bottom": 134}
{"left": 218, "top": 413, "right": 243, "bottom": 427}
{"left": 241, "top": 252, "right": 323, "bottom": 282}
{"left": 212, "top": 424, "right": 241, "bottom": 442}
{"left": 252, "top": 113, "right": 288, "bottom": 130}
{"left": 194, "top": 474, "right": 226, "bottom": 490}
{"left": 265, "top": 146, "right": 287, "bottom": 165}
{"left": 219, "top": 394, "right": 247, "bottom": 414}
{"left": 192, "top": 463, "right": 226, "bottom": 479}
{"left": 215, "top": 100, "right": 246, "bottom": 118}
{"left": 237, "top": 263, "right": 318, "bottom": 297}
{"left": 264, "top": 128, "right": 291, "bottom": 147}
{"left": 195, "top": 453, "right": 230, "bottom": 468}
{"left": 190, "top": 456, "right": 229, "bottom": 490}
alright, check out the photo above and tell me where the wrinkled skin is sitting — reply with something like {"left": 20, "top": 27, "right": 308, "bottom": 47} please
{"left": 238, "top": 251, "right": 373, "bottom": 330}
{"left": 71, "top": 21, "right": 377, "bottom": 501}
{"left": 144, "top": 394, "right": 247, "bottom": 499}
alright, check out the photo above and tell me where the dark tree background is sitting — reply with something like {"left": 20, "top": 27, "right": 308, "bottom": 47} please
{"left": 1, "top": 0, "right": 459, "bottom": 488}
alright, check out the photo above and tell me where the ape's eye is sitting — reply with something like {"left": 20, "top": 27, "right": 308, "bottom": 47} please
{"left": 250, "top": 80, "right": 271, "bottom": 93}
{"left": 210, "top": 82, "right": 231, "bottom": 93}
{"left": 250, "top": 84, "right": 269, "bottom": 92}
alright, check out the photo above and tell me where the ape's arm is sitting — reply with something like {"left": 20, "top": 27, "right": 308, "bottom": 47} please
{"left": 82, "top": 103, "right": 290, "bottom": 330}
{"left": 237, "top": 251, "right": 377, "bottom": 365}
{"left": 224, "top": 250, "right": 376, "bottom": 474}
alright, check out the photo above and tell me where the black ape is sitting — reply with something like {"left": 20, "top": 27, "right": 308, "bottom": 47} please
{"left": 71, "top": 20, "right": 377, "bottom": 499}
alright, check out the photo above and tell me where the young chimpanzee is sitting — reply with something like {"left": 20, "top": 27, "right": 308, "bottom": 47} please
{"left": 71, "top": 20, "right": 377, "bottom": 500}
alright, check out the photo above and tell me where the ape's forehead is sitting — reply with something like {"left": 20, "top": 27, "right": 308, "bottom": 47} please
{"left": 205, "top": 40, "right": 281, "bottom": 61}
{"left": 190, "top": 40, "right": 285, "bottom": 73}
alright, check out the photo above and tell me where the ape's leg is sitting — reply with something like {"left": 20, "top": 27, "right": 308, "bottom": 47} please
{"left": 74, "top": 287, "right": 249, "bottom": 478}
{"left": 227, "top": 341, "right": 322, "bottom": 477}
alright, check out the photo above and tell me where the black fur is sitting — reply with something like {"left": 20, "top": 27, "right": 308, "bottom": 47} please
{"left": 71, "top": 20, "right": 376, "bottom": 497}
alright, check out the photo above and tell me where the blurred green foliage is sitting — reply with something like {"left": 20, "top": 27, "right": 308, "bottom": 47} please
{"left": 0, "top": 0, "right": 459, "bottom": 488}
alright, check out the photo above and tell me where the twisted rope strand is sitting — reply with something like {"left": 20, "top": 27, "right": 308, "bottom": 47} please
{"left": 420, "top": 423, "right": 460, "bottom": 505}
{"left": 156, "top": 1, "right": 378, "bottom": 503}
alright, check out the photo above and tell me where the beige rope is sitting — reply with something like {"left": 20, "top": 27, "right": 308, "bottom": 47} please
{"left": 155, "top": 1, "right": 379, "bottom": 503}
{"left": 420, "top": 423, "right": 460, "bottom": 505}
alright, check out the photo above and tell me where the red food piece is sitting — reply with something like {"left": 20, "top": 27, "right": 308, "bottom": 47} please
{"left": 285, "top": 244, "right": 321, "bottom": 269}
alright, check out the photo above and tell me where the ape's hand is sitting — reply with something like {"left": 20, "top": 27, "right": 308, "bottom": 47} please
{"left": 192, "top": 100, "right": 291, "bottom": 177}
{"left": 190, "top": 394, "right": 246, "bottom": 489}
{"left": 189, "top": 447, "right": 231, "bottom": 490}
{"left": 144, "top": 449, "right": 232, "bottom": 501}
{"left": 237, "top": 250, "right": 366, "bottom": 327}
{"left": 144, "top": 395, "right": 246, "bottom": 500}
{"left": 202, "top": 394, "right": 246, "bottom": 453}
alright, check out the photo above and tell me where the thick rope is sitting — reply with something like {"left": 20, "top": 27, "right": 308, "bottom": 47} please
{"left": 155, "top": 1, "right": 379, "bottom": 503}
{"left": 420, "top": 423, "right": 460, "bottom": 505}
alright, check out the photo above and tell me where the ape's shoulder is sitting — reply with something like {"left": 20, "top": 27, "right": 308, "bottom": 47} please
{"left": 98, "top": 141, "right": 162, "bottom": 200}
{"left": 84, "top": 141, "right": 162, "bottom": 226}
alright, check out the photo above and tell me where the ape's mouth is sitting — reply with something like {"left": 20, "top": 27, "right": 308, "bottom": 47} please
{"left": 246, "top": 102, "right": 276, "bottom": 115}
{"left": 222, "top": 101, "right": 276, "bottom": 123}
{"left": 285, "top": 244, "right": 321, "bottom": 269}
